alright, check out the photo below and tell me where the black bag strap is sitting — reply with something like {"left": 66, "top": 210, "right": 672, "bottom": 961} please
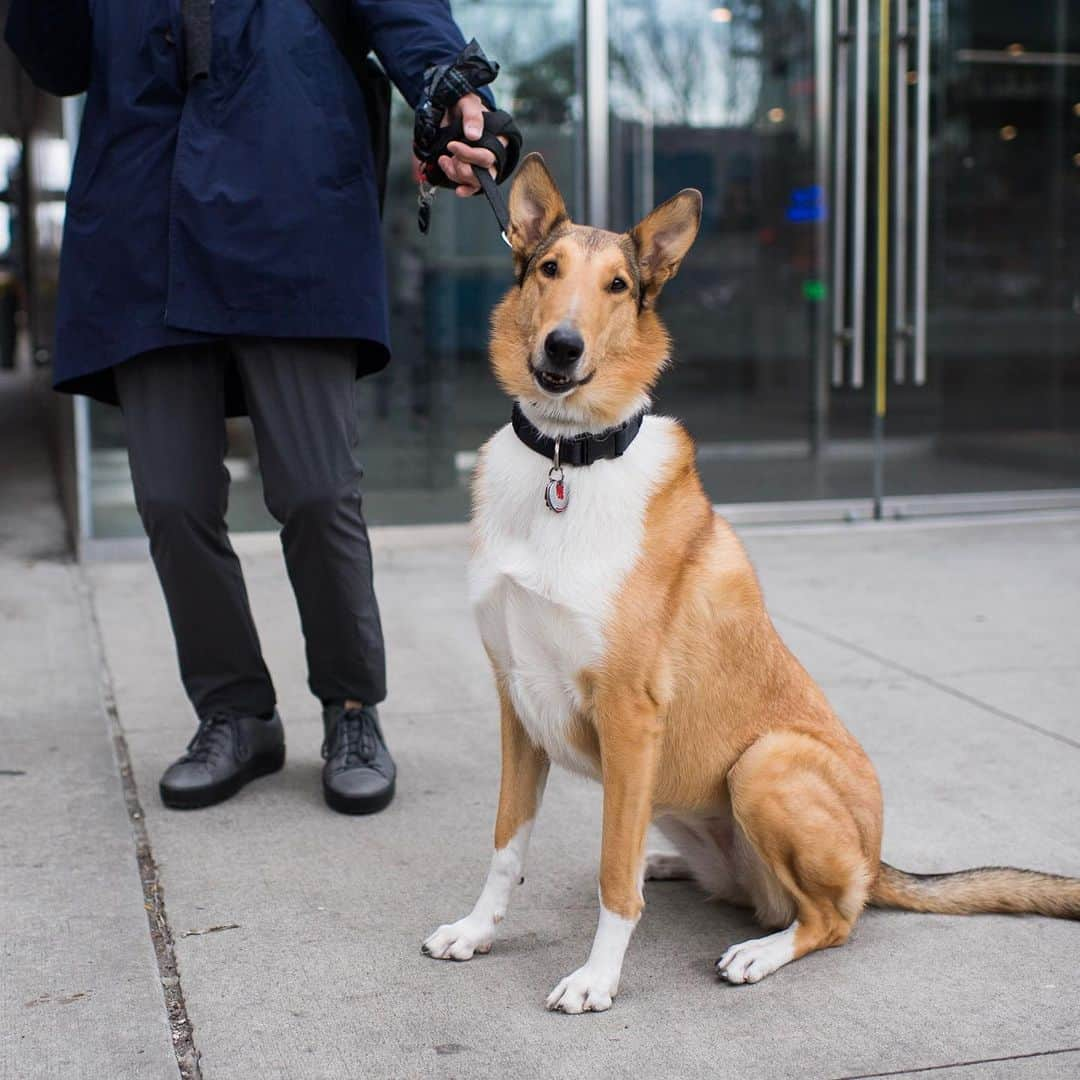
{"left": 303, "top": 0, "right": 392, "bottom": 213}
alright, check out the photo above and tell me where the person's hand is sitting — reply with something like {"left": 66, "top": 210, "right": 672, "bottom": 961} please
{"left": 438, "top": 93, "right": 509, "bottom": 198}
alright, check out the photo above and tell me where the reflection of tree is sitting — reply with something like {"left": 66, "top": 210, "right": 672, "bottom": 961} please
{"left": 512, "top": 43, "right": 576, "bottom": 126}
{"left": 456, "top": 3, "right": 579, "bottom": 124}
{"left": 611, "top": 0, "right": 811, "bottom": 129}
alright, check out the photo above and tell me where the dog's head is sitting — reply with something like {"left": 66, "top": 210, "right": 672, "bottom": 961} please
{"left": 490, "top": 153, "right": 702, "bottom": 434}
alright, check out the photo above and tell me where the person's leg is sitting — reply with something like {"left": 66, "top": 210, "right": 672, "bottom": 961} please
{"left": 115, "top": 344, "right": 278, "bottom": 719}
{"left": 116, "top": 344, "right": 285, "bottom": 809}
{"left": 231, "top": 338, "right": 386, "bottom": 707}
{"left": 232, "top": 338, "right": 392, "bottom": 814}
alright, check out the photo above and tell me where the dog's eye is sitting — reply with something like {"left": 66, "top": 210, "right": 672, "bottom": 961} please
{"left": 540, "top": 260, "right": 558, "bottom": 278}
{"left": 609, "top": 276, "right": 628, "bottom": 293}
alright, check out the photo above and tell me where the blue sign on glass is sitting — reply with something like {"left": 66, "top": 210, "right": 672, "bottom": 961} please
{"left": 786, "top": 185, "right": 825, "bottom": 223}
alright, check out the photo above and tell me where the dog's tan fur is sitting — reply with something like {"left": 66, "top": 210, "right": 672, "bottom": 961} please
{"left": 423, "top": 154, "right": 1080, "bottom": 1009}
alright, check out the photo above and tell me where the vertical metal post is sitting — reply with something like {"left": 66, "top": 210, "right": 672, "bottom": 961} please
{"left": 12, "top": 74, "right": 37, "bottom": 372}
{"left": 640, "top": 97, "right": 654, "bottom": 221}
{"left": 583, "top": 0, "right": 610, "bottom": 229}
{"left": 62, "top": 95, "right": 93, "bottom": 549}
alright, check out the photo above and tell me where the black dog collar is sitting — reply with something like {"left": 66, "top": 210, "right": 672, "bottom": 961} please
{"left": 511, "top": 404, "right": 645, "bottom": 467}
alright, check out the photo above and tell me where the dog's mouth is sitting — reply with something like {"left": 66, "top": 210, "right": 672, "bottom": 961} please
{"left": 529, "top": 363, "right": 595, "bottom": 397}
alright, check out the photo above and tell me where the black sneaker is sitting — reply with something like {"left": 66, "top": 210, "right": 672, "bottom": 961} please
{"left": 321, "top": 705, "right": 396, "bottom": 815}
{"left": 160, "top": 710, "right": 285, "bottom": 810}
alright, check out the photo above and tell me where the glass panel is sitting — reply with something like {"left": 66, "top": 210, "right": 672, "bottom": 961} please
{"left": 88, "top": 0, "right": 582, "bottom": 537}
{"left": 608, "top": 0, "right": 873, "bottom": 504}
{"left": 359, "top": 0, "right": 583, "bottom": 526}
{"left": 885, "top": 0, "right": 1080, "bottom": 496}
{"left": 0, "top": 136, "right": 23, "bottom": 373}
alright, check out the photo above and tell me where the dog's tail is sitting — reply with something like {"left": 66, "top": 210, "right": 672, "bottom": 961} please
{"left": 869, "top": 862, "right": 1080, "bottom": 919}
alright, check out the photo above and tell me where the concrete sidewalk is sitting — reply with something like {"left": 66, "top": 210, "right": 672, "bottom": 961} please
{"left": 4, "top": 383, "right": 1079, "bottom": 1079}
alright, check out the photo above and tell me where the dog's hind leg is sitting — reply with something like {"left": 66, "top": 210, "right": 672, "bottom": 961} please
{"left": 716, "top": 732, "right": 874, "bottom": 985}
{"left": 648, "top": 812, "right": 749, "bottom": 901}
{"left": 645, "top": 815, "right": 699, "bottom": 880}
{"left": 422, "top": 683, "right": 549, "bottom": 961}
{"left": 644, "top": 849, "right": 692, "bottom": 880}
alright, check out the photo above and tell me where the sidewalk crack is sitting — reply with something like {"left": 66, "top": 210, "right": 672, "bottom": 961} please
{"left": 831, "top": 1045, "right": 1080, "bottom": 1079}
{"left": 75, "top": 566, "right": 203, "bottom": 1080}
{"left": 773, "top": 612, "right": 1080, "bottom": 752}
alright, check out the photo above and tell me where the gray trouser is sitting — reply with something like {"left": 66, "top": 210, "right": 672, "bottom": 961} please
{"left": 115, "top": 339, "right": 386, "bottom": 719}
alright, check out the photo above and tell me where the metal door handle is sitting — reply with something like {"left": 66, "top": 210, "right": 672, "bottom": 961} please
{"left": 912, "top": 0, "right": 930, "bottom": 384}
{"left": 850, "top": 0, "right": 869, "bottom": 388}
{"left": 892, "top": 0, "right": 911, "bottom": 382}
{"left": 832, "top": 0, "right": 869, "bottom": 389}
{"left": 831, "top": 0, "right": 851, "bottom": 387}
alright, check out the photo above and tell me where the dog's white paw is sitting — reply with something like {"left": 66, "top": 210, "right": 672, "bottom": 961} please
{"left": 545, "top": 966, "right": 616, "bottom": 1014}
{"left": 644, "top": 849, "right": 691, "bottom": 881}
{"left": 716, "top": 925, "right": 797, "bottom": 985}
{"left": 421, "top": 915, "right": 495, "bottom": 961}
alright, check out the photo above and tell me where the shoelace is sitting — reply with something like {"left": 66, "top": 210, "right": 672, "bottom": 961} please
{"left": 182, "top": 713, "right": 240, "bottom": 765}
{"left": 324, "top": 709, "right": 381, "bottom": 769}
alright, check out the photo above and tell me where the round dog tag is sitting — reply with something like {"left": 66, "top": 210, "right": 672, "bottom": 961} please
{"left": 545, "top": 468, "right": 569, "bottom": 513}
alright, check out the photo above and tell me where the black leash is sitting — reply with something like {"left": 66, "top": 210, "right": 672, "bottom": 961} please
{"left": 472, "top": 166, "right": 511, "bottom": 243}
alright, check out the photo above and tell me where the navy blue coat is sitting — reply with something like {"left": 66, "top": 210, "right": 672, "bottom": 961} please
{"left": 5, "top": 0, "right": 485, "bottom": 411}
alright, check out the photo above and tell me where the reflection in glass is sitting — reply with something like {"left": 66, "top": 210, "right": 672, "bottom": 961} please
{"left": 89, "top": 0, "right": 582, "bottom": 536}
{"left": 609, "top": 0, "right": 846, "bottom": 503}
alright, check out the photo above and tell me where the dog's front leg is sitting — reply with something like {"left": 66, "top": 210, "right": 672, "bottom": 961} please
{"left": 547, "top": 701, "right": 660, "bottom": 1014}
{"left": 422, "top": 684, "right": 549, "bottom": 961}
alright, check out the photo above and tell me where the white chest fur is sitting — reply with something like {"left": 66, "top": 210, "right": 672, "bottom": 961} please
{"left": 469, "top": 416, "right": 678, "bottom": 776}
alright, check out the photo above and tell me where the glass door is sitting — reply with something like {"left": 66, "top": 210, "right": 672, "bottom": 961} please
{"left": 606, "top": 0, "right": 1080, "bottom": 518}
{"left": 608, "top": 0, "right": 876, "bottom": 512}
{"left": 881, "top": 0, "right": 1080, "bottom": 507}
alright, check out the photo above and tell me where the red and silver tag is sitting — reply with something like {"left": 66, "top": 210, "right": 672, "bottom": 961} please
{"left": 544, "top": 438, "right": 569, "bottom": 512}
{"left": 545, "top": 466, "right": 569, "bottom": 513}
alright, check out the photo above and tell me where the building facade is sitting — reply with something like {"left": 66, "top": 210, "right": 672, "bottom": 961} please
{"left": 7, "top": 0, "right": 1080, "bottom": 541}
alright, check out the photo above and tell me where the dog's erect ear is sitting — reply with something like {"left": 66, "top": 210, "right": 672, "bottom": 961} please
{"left": 631, "top": 189, "right": 702, "bottom": 308}
{"left": 507, "top": 153, "right": 568, "bottom": 266}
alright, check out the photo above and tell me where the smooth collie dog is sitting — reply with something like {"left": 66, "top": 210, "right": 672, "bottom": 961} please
{"left": 422, "top": 153, "right": 1080, "bottom": 1013}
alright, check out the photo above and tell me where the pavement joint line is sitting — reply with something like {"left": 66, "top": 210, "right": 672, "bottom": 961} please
{"left": 773, "top": 612, "right": 1080, "bottom": 753}
{"left": 830, "top": 1044, "right": 1080, "bottom": 1079}
{"left": 736, "top": 508, "right": 1080, "bottom": 537}
{"left": 73, "top": 564, "right": 203, "bottom": 1080}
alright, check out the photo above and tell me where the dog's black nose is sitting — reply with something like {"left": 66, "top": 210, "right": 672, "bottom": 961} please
{"left": 543, "top": 327, "right": 584, "bottom": 369}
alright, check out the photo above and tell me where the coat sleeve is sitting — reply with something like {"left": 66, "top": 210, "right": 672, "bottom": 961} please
{"left": 4, "top": 0, "right": 92, "bottom": 97}
{"left": 350, "top": 0, "right": 494, "bottom": 109}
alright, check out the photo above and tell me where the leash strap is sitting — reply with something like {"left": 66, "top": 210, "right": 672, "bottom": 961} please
{"left": 473, "top": 166, "right": 511, "bottom": 242}
{"left": 510, "top": 405, "right": 646, "bottom": 468}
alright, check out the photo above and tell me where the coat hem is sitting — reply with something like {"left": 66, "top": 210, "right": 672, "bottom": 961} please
{"left": 55, "top": 337, "right": 391, "bottom": 418}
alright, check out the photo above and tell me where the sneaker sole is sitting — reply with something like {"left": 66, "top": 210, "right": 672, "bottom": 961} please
{"left": 322, "top": 776, "right": 396, "bottom": 816}
{"left": 160, "top": 746, "right": 286, "bottom": 810}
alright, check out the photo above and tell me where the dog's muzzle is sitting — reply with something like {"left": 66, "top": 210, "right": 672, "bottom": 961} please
{"left": 531, "top": 327, "right": 589, "bottom": 395}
